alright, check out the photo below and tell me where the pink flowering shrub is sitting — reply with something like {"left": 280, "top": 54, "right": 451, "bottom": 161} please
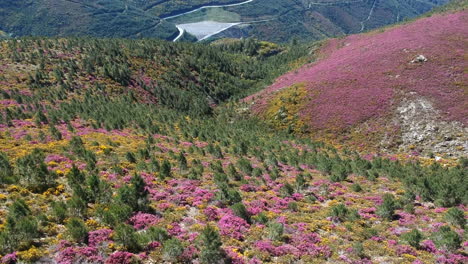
{"left": 105, "top": 251, "right": 139, "bottom": 264}
{"left": 218, "top": 213, "right": 250, "bottom": 240}
{"left": 88, "top": 228, "right": 113, "bottom": 246}
{"left": 129, "top": 212, "right": 160, "bottom": 230}
{"left": 1, "top": 252, "right": 17, "bottom": 264}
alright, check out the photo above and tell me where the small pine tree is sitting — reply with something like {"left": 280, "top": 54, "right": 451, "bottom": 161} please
{"left": 0, "top": 151, "right": 13, "bottom": 183}
{"left": 199, "top": 225, "right": 224, "bottom": 264}
{"left": 432, "top": 226, "right": 461, "bottom": 252}
{"left": 163, "top": 238, "right": 184, "bottom": 262}
{"left": 402, "top": 229, "right": 423, "bottom": 248}
{"left": 178, "top": 151, "right": 188, "bottom": 171}
{"left": 115, "top": 224, "right": 142, "bottom": 252}
{"left": 126, "top": 152, "right": 137, "bottom": 163}
{"left": 377, "top": 193, "right": 396, "bottom": 220}
{"left": 444, "top": 208, "right": 466, "bottom": 228}
{"left": 230, "top": 203, "right": 251, "bottom": 223}
{"left": 160, "top": 160, "right": 172, "bottom": 180}
{"left": 267, "top": 222, "right": 284, "bottom": 241}
{"left": 49, "top": 124, "right": 62, "bottom": 140}
{"left": 66, "top": 218, "right": 88, "bottom": 243}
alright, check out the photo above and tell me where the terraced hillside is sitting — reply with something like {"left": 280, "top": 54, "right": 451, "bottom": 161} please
{"left": 0, "top": 0, "right": 450, "bottom": 42}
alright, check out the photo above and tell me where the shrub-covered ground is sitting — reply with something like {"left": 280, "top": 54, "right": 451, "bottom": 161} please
{"left": 246, "top": 9, "right": 467, "bottom": 156}
{"left": 0, "top": 37, "right": 466, "bottom": 264}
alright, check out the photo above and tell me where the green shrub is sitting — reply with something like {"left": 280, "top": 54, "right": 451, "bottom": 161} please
{"left": 267, "top": 222, "right": 284, "bottom": 241}
{"left": 67, "top": 195, "right": 87, "bottom": 217}
{"left": 330, "top": 203, "right": 349, "bottom": 222}
{"left": 253, "top": 212, "right": 269, "bottom": 224}
{"left": 237, "top": 158, "right": 253, "bottom": 174}
{"left": 115, "top": 224, "right": 142, "bottom": 252}
{"left": 49, "top": 124, "right": 62, "bottom": 140}
{"left": 216, "top": 184, "right": 242, "bottom": 205}
{"left": 163, "top": 238, "right": 184, "bottom": 262}
{"left": 199, "top": 225, "right": 224, "bottom": 264}
{"left": 330, "top": 164, "right": 348, "bottom": 182}
{"left": 444, "top": 207, "right": 466, "bottom": 228}
{"left": 51, "top": 201, "right": 68, "bottom": 223}
{"left": 295, "top": 173, "right": 306, "bottom": 192}
{"left": 279, "top": 183, "right": 294, "bottom": 197}
{"left": 352, "top": 242, "right": 366, "bottom": 259}
{"left": 145, "top": 227, "right": 170, "bottom": 242}
{"left": 0, "top": 151, "right": 13, "bottom": 183}
{"left": 432, "top": 226, "right": 461, "bottom": 252}
{"left": 160, "top": 160, "right": 172, "bottom": 179}
{"left": 66, "top": 218, "right": 88, "bottom": 243}
{"left": 351, "top": 183, "right": 362, "bottom": 192}
{"left": 126, "top": 152, "right": 137, "bottom": 163}
{"left": 231, "top": 202, "right": 251, "bottom": 223}
{"left": 117, "top": 174, "right": 150, "bottom": 212}
{"left": 401, "top": 229, "right": 423, "bottom": 248}
{"left": 227, "top": 164, "right": 242, "bottom": 181}
{"left": 99, "top": 203, "right": 133, "bottom": 226}
{"left": 377, "top": 193, "right": 396, "bottom": 220}
{"left": 15, "top": 148, "right": 57, "bottom": 192}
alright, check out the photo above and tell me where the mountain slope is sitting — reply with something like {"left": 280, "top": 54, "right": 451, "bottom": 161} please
{"left": 0, "top": 0, "right": 450, "bottom": 42}
{"left": 246, "top": 8, "right": 468, "bottom": 156}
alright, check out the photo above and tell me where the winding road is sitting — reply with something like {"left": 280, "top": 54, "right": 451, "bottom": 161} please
{"left": 163, "top": 0, "right": 255, "bottom": 20}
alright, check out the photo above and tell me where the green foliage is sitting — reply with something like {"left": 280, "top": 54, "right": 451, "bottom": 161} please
{"left": 86, "top": 174, "right": 111, "bottom": 204}
{"left": 145, "top": 227, "right": 170, "bottom": 242}
{"left": 237, "top": 158, "right": 253, "bottom": 175}
{"left": 15, "top": 148, "right": 56, "bottom": 192}
{"left": 267, "top": 222, "right": 284, "bottom": 241}
{"left": 178, "top": 151, "right": 188, "bottom": 171}
{"left": 444, "top": 208, "right": 466, "bottom": 228}
{"left": 99, "top": 203, "right": 133, "bottom": 226}
{"left": 279, "top": 183, "right": 294, "bottom": 197}
{"left": 295, "top": 173, "right": 307, "bottom": 192}
{"left": 432, "top": 226, "right": 462, "bottom": 252}
{"left": 117, "top": 174, "right": 150, "bottom": 213}
{"left": 330, "top": 203, "right": 349, "bottom": 222}
{"left": 216, "top": 184, "right": 242, "bottom": 206}
{"left": 51, "top": 201, "right": 68, "bottom": 223}
{"left": 351, "top": 183, "right": 362, "bottom": 192}
{"left": 230, "top": 202, "right": 251, "bottom": 223}
{"left": 66, "top": 218, "right": 88, "bottom": 243}
{"left": 401, "top": 229, "right": 423, "bottom": 248}
{"left": 377, "top": 193, "right": 396, "bottom": 221}
{"left": 160, "top": 160, "right": 172, "bottom": 180}
{"left": 115, "top": 224, "right": 142, "bottom": 252}
{"left": 163, "top": 238, "right": 184, "bottom": 262}
{"left": 126, "top": 152, "right": 137, "bottom": 163}
{"left": 330, "top": 163, "right": 348, "bottom": 182}
{"left": 49, "top": 124, "right": 62, "bottom": 140}
{"left": 352, "top": 242, "right": 366, "bottom": 259}
{"left": 0, "top": 151, "right": 13, "bottom": 183}
{"left": 199, "top": 225, "right": 224, "bottom": 264}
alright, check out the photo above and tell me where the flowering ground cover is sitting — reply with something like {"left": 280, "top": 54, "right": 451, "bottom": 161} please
{"left": 246, "top": 10, "right": 467, "bottom": 155}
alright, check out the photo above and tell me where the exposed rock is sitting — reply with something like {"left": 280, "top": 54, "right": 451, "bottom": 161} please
{"left": 411, "top": 54, "right": 428, "bottom": 63}
{"left": 394, "top": 96, "right": 467, "bottom": 157}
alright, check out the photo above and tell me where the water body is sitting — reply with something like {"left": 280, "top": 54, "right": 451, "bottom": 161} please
{"left": 177, "top": 21, "right": 241, "bottom": 41}
{"left": 163, "top": 0, "right": 256, "bottom": 41}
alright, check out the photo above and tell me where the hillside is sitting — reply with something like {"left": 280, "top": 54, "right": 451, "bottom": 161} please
{"left": 0, "top": 0, "right": 449, "bottom": 42}
{"left": 0, "top": 1, "right": 467, "bottom": 264}
{"left": 246, "top": 8, "right": 468, "bottom": 157}
{"left": 0, "top": 36, "right": 467, "bottom": 264}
